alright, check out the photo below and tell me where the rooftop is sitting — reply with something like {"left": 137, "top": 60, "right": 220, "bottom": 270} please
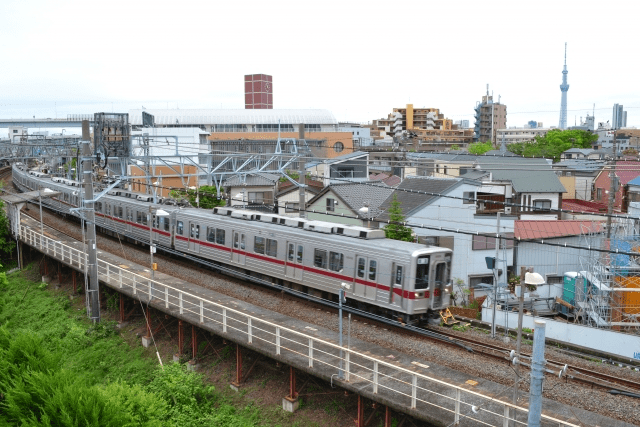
{"left": 223, "top": 172, "right": 281, "bottom": 187}
{"left": 129, "top": 109, "right": 338, "bottom": 126}
{"left": 515, "top": 220, "right": 604, "bottom": 240}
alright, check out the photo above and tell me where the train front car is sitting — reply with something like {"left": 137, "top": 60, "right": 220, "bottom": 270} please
{"left": 407, "top": 247, "right": 452, "bottom": 323}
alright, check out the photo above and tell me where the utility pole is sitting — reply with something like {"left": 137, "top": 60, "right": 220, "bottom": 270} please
{"left": 606, "top": 130, "right": 617, "bottom": 239}
{"left": 527, "top": 320, "right": 547, "bottom": 427}
{"left": 298, "top": 166, "right": 306, "bottom": 219}
{"left": 491, "top": 212, "right": 501, "bottom": 338}
{"left": 82, "top": 120, "right": 100, "bottom": 323}
{"left": 512, "top": 265, "right": 527, "bottom": 426}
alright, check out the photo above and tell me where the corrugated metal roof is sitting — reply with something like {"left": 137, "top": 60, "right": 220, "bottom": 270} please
{"left": 613, "top": 161, "right": 640, "bottom": 185}
{"left": 129, "top": 109, "right": 338, "bottom": 125}
{"left": 555, "top": 159, "right": 605, "bottom": 172}
{"left": 562, "top": 199, "right": 608, "bottom": 213}
{"left": 515, "top": 220, "right": 604, "bottom": 240}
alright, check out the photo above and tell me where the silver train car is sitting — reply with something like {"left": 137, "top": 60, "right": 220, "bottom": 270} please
{"left": 13, "top": 164, "right": 453, "bottom": 323}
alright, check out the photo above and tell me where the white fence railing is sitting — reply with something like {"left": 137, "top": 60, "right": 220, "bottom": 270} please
{"left": 19, "top": 224, "right": 580, "bottom": 427}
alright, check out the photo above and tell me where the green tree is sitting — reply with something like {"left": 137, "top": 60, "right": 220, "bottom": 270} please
{"left": 451, "top": 144, "right": 460, "bottom": 151}
{"left": 169, "top": 186, "right": 226, "bottom": 209}
{"left": 383, "top": 194, "right": 414, "bottom": 242}
{"left": 468, "top": 140, "right": 493, "bottom": 155}
{"left": 507, "top": 129, "right": 597, "bottom": 161}
{"left": 0, "top": 190, "right": 16, "bottom": 264}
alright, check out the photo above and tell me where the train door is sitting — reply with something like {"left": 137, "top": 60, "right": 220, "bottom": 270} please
{"left": 232, "top": 231, "right": 246, "bottom": 265}
{"left": 285, "top": 242, "right": 304, "bottom": 281}
{"left": 188, "top": 222, "right": 200, "bottom": 252}
{"left": 125, "top": 207, "right": 132, "bottom": 233}
{"left": 388, "top": 263, "right": 404, "bottom": 308}
{"left": 431, "top": 262, "right": 446, "bottom": 309}
{"left": 354, "top": 256, "right": 376, "bottom": 300}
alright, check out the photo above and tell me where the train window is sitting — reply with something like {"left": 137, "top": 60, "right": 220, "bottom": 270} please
{"left": 357, "top": 258, "right": 365, "bottom": 278}
{"left": 329, "top": 252, "right": 344, "bottom": 272}
{"left": 216, "top": 229, "right": 225, "bottom": 245}
{"left": 415, "top": 256, "right": 430, "bottom": 290}
{"left": 164, "top": 217, "right": 170, "bottom": 232}
{"left": 435, "top": 263, "right": 446, "bottom": 286}
{"left": 190, "top": 224, "right": 199, "bottom": 239}
{"left": 126, "top": 207, "right": 132, "bottom": 221}
{"left": 207, "top": 227, "right": 216, "bottom": 242}
{"left": 234, "top": 232, "right": 239, "bottom": 248}
{"left": 297, "top": 245, "right": 303, "bottom": 263}
{"left": 142, "top": 212, "right": 148, "bottom": 225}
{"left": 314, "top": 249, "right": 327, "bottom": 269}
{"left": 96, "top": 202, "right": 102, "bottom": 212}
{"left": 254, "top": 237, "right": 265, "bottom": 254}
{"left": 395, "top": 266, "right": 403, "bottom": 286}
{"left": 117, "top": 207, "right": 123, "bottom": 219}
{"left": 266, "top": 239, "right": 277, "bottom": 257}
{"left": 241, "top": 234, "right": 245, "bottom": 250}
{"left": 368, "top": 260, "right": 377, "bottom": 281}
{"left": 288, "top": 243, "right": 294, "bottom": 261}
{"left": 106, "top": 204, "right": 111, "bottom": 215}
{"left": 176, "top": 221, "right": 184, "bottom": 235}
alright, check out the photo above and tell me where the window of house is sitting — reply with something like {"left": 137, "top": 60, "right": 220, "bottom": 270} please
{"left": 326, "top": 198, "right": 335, "bottom": 212}
{"left": 248, "top": 192, "right": 264, "bottom": 203}
{"left": 254, "top": 236, "right": 265, "bottom": 254}
{"left": 532, "top": 200, "right": 552, "bottom": 210}
{"left": 597, "top": 188, "right": 603, "bottom": 200}
{"left": 463, "top": 191, "right": 475, "bottom": 204}
{"left": 333, "top": 142, "right": 344, "bottom": 153}
{"left": 329, "top": 252, "right": 344, "bottom": 272}
{"left": 314, "top": 249, "right": 327, "bottom": 269}
{"left": 176, "top": 221, "right": 183, "bottom": 235}
{"left": 469, "top": 275, "right": 494, "bottom": 289}
{"left": 285, "top": 203, "right": 299, "bottom": 213}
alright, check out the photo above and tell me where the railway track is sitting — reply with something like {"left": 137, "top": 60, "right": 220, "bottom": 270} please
{"left": 16, "top": 185, "right": 640, "bottom": 398}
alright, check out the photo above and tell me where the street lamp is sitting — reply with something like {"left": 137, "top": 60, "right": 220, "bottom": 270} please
{"left": 149, "top": 206, "right": 170, "bottom": 285}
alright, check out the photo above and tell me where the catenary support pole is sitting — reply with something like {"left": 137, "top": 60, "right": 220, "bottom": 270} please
{"left": 512, "top": 265, "right": 527, "bottom": 426}
{"left": 82, "top": 120, "right": 100, "bottom": 322}
{"left": 491, "top": 212, "right": 501, "bottom": 338}
{"left": 527, "top": 320, "right": 547, "bottom": 427}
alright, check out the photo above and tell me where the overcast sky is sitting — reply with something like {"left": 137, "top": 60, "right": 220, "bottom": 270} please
{"left": 1, "top": 0, "right": 637, "bottom": 129}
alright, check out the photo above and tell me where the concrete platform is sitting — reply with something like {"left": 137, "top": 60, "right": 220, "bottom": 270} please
{"left": 17, "top": 215, "right": 636, "bottom": 427}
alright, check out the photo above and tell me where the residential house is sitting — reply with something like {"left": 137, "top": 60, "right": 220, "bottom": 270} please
{"left": 223, "top": 173, "right": 280, "bottom": 210}
{"left": 552, "top": 159, "right": 605, "bottom": 200}
{"left": 625, "top": 176, "right": 640, "bottom": 206}
{"left": 560, "top": 148, "right": 595, "bottom": 160}
{"left": 306, "top": 151, "right": 369, "bottom": 186}
{"left": 369, "top": 173, "right": 402, "bottom": 187}
{"left": 592, "top": 161, "right": 640, "bottom": 212}
{"left": 514, "top": 220, "right": 605, "bottom": 284}
{"left": 560, "top": 199, "right": 608, "bottom": 220}
{"left": 305, "top": 182, "right": 394, "bottom": 227}
{"left": 375, "top": 176, "right": 516, "bottom": 297}
{"left": 275, "top": 178, "right": 324, "bottom": 217}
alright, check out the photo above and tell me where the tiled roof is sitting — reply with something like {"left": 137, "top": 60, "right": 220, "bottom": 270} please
{"left": 555, "top": 159, "right": 605, "bottom": 172}
{"left": 278, "top": 178, "right": 324, "bottom": 191}
{"left": 475, "top": 157, "right": 566, "bottom": 193}
{"left": 377, "top": 177, "right": 463, "bottom": 222}
{"left": 223, "top": 173, "right": 281, "bottom": 187}
{"left": 329, "top": 183, "right": 394, "bottom": 216}
{"left": 515, "top": 220, "right": 604, "bottom": 240}
{"left": 369, "top": 173, "right": 402, "bottom": 187}
{"left": 562, "top": 199, "right": 608, "bottom": 213}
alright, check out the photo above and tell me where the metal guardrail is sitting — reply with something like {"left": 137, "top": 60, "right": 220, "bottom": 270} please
{"left": 20, "top": 224, "right": 579, "bottom": 427}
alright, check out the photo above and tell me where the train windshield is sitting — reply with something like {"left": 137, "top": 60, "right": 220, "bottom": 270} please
{"left": 415, "top": 256, "right": 430, "bottom": 290}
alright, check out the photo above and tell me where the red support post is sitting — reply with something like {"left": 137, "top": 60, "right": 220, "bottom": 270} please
{"left": 145, "top": 306, "right": 151, "bottom": 338}
{"left": 43, "top": 257, "right": 48, "bottom": 276}
{"left": 289, "top": 366, "right": 297, "bottom": 399}
{"left": 231, "top": 343, "right": 242, "bottom": 387}
{"left": 384, "top": 406, "right": 392, "bottom": 427}
{"left": 191, "top": 325, "right": 197, "bottom": 361}
{"left": 119, "top": 293, "right": 125, "bottom": 323}
{"left": 177, "top": 320, "right": 184, "bottom": 356}
{"left": 72, "top": 270, "right": 77, "bottom": 293}
{"left": 356, "top": 394, "right": 364, "bottom": 427}
{"left": 57, "top": 262, "right": 62, "bottom": 285}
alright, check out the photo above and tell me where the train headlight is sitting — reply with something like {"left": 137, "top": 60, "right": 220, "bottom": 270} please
{"left": 414, "top": 292, "right": 422, "bottom": 298}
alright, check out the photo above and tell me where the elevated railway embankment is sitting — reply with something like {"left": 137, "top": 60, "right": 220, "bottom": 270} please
{"left": 10, "top": 208, "right": 635, "bottom": 427}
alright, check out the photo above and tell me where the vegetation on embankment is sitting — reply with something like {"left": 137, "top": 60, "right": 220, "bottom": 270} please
{"left": 0, "top": 266, "right": 262, "bottom": 426}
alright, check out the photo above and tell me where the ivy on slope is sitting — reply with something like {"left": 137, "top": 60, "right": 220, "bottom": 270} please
{"left": 0, "top": 268, "right": 260, "bottom": 427}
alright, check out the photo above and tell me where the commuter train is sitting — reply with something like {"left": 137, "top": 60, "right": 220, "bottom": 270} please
{"left": 13, "top": 163, "right": 452, "bottom": 323}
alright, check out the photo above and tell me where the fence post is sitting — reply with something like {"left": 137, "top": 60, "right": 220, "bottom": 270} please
{"left": 165, "top": 287, "right": 169, "bottom": 309}
{"left": 179, "top": 292, "right": 183, "bottom": 314}
{"left": 309, "top": 338, "right": 313, "bottom": 368}
{"left": 119, "top": 269, "right": 122, "bottom": 289}
{"left": 503, "top": 404, "right": 510, "bottom": 427}
{"left": 133, "top": 275, "right": 137, "bottom": 295}
{"left": 223, "top": 308, "right": 227, "bottom": 333}
{"left": 411, "top": 375, "right": 417, "bottom": 409}
{"left": 248, "top": 318, "right": 252, "bottom": 344}
{"left": 199, "top": 300, "right": 204, "bottom": 323}
{"left": 276, "top": 327, "right": 280, "bottom": 355}
{"left": 373, "top": 361, "right": 378, "bottom": 394}
{"left": 345, "top": 351, "right": 350, "bottom": 381}
{"left": 455, "top": 389, "right": 460, "bottom": 424}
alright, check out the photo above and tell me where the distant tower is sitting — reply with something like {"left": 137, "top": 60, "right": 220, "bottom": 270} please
{"left": 244, "top": 74, "right": 273, "bottom": 109}
{"left": 558, "top": 43, "right": 569, "bottom": 129}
